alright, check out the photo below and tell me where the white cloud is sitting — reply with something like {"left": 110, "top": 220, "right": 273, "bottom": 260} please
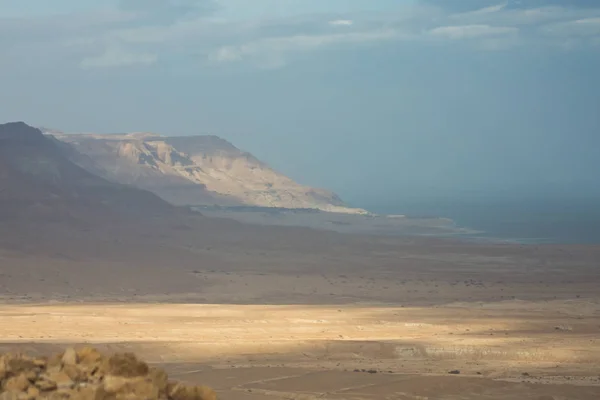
{"left": 2, "top": 1, "right": 600, "bottom": 71}
{"left": 429, "top": 24, "right": 518, "bottom": 39}
{"left": 457, "top": 3, "right": 508, "bottom": 16}
{"left": 541, "top": 17, "right": 600, "bottom": 36}
{"left": 329, "top": 19, "right": 354, "bottom": 27}
{"left": 80, "top": 44, "right": 158, "bottom": 68}
{"left": 209, "top": 29, "right": 399, "bottom": 66}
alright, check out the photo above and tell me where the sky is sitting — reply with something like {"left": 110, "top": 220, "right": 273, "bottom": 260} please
{"left": 1, "top": 0, "right": 599, "bottom": 207}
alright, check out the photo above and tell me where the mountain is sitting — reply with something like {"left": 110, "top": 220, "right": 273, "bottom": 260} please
{"left": 0, "top": 122, "right": 174, "bottom": 222}
{"left": 49, "top": 130, "right": 364, "bottom": 213}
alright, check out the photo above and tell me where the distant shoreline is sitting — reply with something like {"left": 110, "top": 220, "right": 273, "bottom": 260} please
{"left": 191, "top": 204, "right": 484, "bottom": 240}
{"left": 190, "top": 204, "right": 600, "bottom": 245}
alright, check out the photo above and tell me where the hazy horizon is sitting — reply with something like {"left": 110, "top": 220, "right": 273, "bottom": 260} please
{"left": 1, "top": 0, "right": 599, "bottom": 205}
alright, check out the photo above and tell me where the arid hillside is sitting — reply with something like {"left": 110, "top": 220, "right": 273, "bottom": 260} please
{"left": 49, "top": 130, "right": 363, "bottom": 213}
{"left": 0, "top": 122, "right": 175, "bottom": 223}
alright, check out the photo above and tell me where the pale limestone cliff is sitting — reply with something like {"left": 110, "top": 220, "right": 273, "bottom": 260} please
{"left": 49, "top": 131, "right": 365, "bottom": 214}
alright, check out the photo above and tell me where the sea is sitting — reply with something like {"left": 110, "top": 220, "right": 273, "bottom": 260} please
{"left": 366, "top": 197, "right": 600, "bottom": 245}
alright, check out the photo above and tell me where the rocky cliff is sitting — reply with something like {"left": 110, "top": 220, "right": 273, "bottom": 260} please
{"left": 50, "top": 131, "right": 363, "bottom": 213}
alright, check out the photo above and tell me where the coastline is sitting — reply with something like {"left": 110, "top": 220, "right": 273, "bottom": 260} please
{"left": 192, "top": 205, "right": 482, "bottom": 239}
{"left": 192, "top": 204, "right": 600, "bottom": 245}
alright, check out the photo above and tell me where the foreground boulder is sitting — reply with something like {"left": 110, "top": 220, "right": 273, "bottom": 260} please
{"left": 0, "top": 348, "right": 216, "bottom": 399}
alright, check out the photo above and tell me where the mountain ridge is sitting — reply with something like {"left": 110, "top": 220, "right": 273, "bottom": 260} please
{"left": 47, "top": 129, "right": 365, "bottom": 214}
{"left": 0, "top": 122, "right": 176, "bottom": 222}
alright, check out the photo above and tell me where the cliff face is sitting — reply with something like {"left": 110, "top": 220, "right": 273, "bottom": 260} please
{"left": 50, "top": 131, "right": 363, "bottom": 213}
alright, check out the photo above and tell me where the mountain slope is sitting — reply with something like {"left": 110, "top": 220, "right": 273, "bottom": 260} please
{"left": 0, "top": 122, "right": 173, "bottom": 222}
{"left": 51, "top": 131, "right": 363, "bottom": 213}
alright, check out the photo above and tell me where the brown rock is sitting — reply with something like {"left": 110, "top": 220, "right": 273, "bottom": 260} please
{"left": 32, "top": 358, "right": 47, "bottom": 369}
{"left": 62, "top": 364, "right": 84, "bottom": 382}
{"left": 34, "top": 378, "right": 57, "bottom": 392}
{"left": 77, "top": 348, "right": 103, "bottom": 366}
{"left": 101, "top": 353, "right": 148, "bottom": 378}
{"left": 47, "top": 355, "right": 63, "bottom": 370}
{"left": 77, "top": 386, "right": 115, "bottom": 400}
{"left": 7, "top": 358, "right": 37, "bottom": 376}
{"left": 0, "top": 357, "right": 7, "bottom": 381}
{"left": 102, "top": 375, "right": 130, "bottom": 393}
{"left": 37, "top": 371, "right": 73, "bottom": 391}
{"left": 61, "top": 348, "right": 78, "bottom": 366}
{"left": 122, "top": 379, "right": 159, "bottom": 399}
{"left": 3, "top": 373, "right": 30, "bottom": 392}
{"left": 45, "top": 391, "right": 74, "bottom": 400}
{"left": 27, "top": 386, "right": 40, "bottom": 399}
{"left": 1, "top": 349, "right": 216, "bottom": 400}
{"left": 22, "top": 370, "right": 38, "bottom": 383}
{"left": 169, "top": 384, "right": 217, "bottom": 400}
{"left": 0, "top": 392, "right": 19, "bottom": 400}
{"left": 103, "top": 375, "right": 160, "bottom": 399}
{"left": 148, "top": 368, "right": 169, "bottom": 394}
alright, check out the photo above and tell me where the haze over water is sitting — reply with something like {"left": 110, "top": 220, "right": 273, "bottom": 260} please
{"left": 366, "top": 196, "right": 600, "bottom": 244}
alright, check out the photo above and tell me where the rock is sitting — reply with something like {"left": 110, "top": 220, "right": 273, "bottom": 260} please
{"left": 27, "top": 386, "right": 40, "bottom": 399}
{"left": 169, "top": 384, "right": 217, "bottom": 400}
{"left": 76, "top": 348, "right": 102, "bottom": 366}
{"left": 34, "top": 379, "right": 58, "bottom": 392}
{"left": 23, "top": 370, "right": 38, "bottom": 383}
{"left": 102, "top": 375, "right": 131, "bottom": 393}
{"left": 3, "top": 374, "right": 30, "bottom": 392}
{"left": 7, "top": 358, "right": 37, "bottom": 376}
{"left": 0, "top": 349, "right": 217, "bottom": 400}
{"left": 101, "top": 353, "right": 148, "bottom": 378}
{"left": 0, "top": 358, "right": 7, "bottom": 381}
{"left": 0, "top": 392, "right": 19, "bottom": 400}
{"left": 103, "top": 375, "right": 159, "bottom": 398}
{"left": 61, "top": 349, "right": 78, "bottom": 366}
{"left": 148, "top": 368, "right": 169, "bottom": 394}
{"left": 46, "top": 355, "right": 62, "bottom": 370}
{"left": 448, "top": 370, "right": 461, "bottom": 375}
{"left": 75, "top": 386, "right": 112, "bottom": 400}
{"left": 40, "top": 371, "right": 73, "bottom": 390}
{"left": 61, "top": 364, "right": 84, "bottom": 382}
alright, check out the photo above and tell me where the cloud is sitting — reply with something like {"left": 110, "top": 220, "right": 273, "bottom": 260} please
{"left": 80, "top": 44, "right": 158, "bottom": 68}
{"left": 118, "top": 0, "right": 217, "bottom": 20}
{"left": 421, "top": 0, "right": 600, "bottom": 12}
{"left": 329, "top": 20, "right": 354, "bottom": 27}
{"left": 461, "top": 3, "right": 509, "bottom": 15}
{"left": 430, "top": 24, "right": 518, "bottom": 39}
{"left": 1, "top": 0, "right": 600, "bottom": 72}
{"left": 209, "top": 28, "right": 400, "bottom": 66}
{"left": 420, "top": 0, "right": 511, "bottom": 13}
{"left": 541, "top": 17, "right": 600, "bottom": 36}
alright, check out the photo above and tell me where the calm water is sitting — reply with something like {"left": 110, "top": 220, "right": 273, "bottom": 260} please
{"left": 366, "top": 198, "right": 600, "bottom": 244}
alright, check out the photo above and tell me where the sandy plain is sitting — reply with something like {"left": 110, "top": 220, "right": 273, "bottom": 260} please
{"left": 1, "top": 215, "right": 599, "bottom": 399}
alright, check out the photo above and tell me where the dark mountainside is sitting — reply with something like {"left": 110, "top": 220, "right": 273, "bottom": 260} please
{"left": 0, "top": 122, "right": 174, "bottom": 223}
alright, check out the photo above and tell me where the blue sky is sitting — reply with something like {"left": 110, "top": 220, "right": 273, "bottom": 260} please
{"left": 1, "top": 0, "right": 599, "bottom": 205}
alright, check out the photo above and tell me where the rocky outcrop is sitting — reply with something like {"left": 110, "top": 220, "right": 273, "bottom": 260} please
{"left": 0, "top": 349, "right": 216, "bottom": 399}
{"left": 50, "top": 131, "right": 364, "bottom": 214}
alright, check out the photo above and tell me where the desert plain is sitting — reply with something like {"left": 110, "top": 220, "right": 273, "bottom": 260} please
{"left": 1, "top": 215, "right": 599, "bottom": 399}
